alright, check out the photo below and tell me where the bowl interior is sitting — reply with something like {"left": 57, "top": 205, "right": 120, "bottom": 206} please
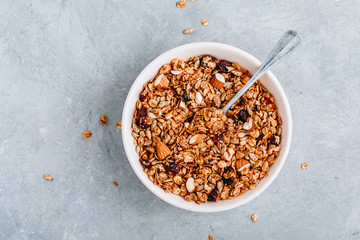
{"left": 122, "top": 42, "right": 292, "bottom": 212}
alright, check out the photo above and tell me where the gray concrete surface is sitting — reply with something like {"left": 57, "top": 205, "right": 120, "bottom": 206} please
{"left": 0, "top": 0, "right": 359, "bottom": 239}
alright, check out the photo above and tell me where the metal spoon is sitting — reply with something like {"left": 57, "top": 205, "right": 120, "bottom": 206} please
{"left": 222, "top": 30, "right": 301, "bottom": 113}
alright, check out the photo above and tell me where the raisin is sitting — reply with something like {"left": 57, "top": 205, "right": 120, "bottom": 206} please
{"left": 182, "top": 92, "right": 191, "bottom": 102}
{"left": 208, "top": 187, "right": 218, "bottom": 202}
{"left": 222, "top": 176, "right": 234, "bottom": 186}
{"left": 140, "top": 93, "right": 147, "bottom": 102}
{"left": 239, "top": 97, "right": 246, "bottom": 106}
{"left": 168, "top": 163, "right": 180, "bottom": 174}
{"left": 214, "top": 133, "right": 224, "bottom": 143}
{"left": 269, "top": 135, "right": 278, "bottom": 146}
{"left": 238, "top": 109, "right": 249, "bottom": 123}
{"left": 218, "top": 60, "right": 232, "bottom": 73}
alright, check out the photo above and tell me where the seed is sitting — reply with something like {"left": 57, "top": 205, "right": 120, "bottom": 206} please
{"left": 116, "top": 121, "right": 122, "bottom": 130}
{"left": 238, "top": 109, "right": 249, "bottom": 123}
{"left": 43, "top": 174, "right": 54, "bottom": 181}
{"left": 201, "top": 19, "right": 208, "bottom": 26}
{"left": 113, "top": 181, "right": 118, "bottom": 187}
{"left": 218, "top": 60, "right": 232, "bottom": 73}
{"left": 183, "top": 28, "right": 194, "bottom": 35}
{"left": 82, "top": 130, "right": 92, "bottom": 138}
{"left": 251, "top": 213, "right": 258, "bottom": 223}
{"left": 99, "top": 114, "right": 108, "bottom": 126}
{"left": 301, "top": 162, "right": 308, "bottom": 170}
{"left": 176, "top": 0, "right": 186, "bottom": 8}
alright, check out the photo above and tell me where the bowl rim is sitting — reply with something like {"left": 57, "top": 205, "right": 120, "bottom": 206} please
{"left": 122, "top": 42, "right": 292, "bottom": 212}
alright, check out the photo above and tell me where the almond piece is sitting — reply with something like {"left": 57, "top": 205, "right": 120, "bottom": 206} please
{"left": 179, "top": 100, "right": 187, "bottom": 110}
{"left": 154, "top": 74, "right": 169, "bottom": 89}
{"left": 195, "top": 92, "right": 203, "bottom": 104}
{"left": 156, "top": 142, "right": 171, "bottom": 160}
{"left": 189, "top": 134, "right": 203, "bottom": 144}
{"left": 165, "top": 111, "right": 173, "bottom": 119}
{"left": 201, "top": 19, "right": 209, "bottom": 26}
{"left": 183, "top": 28, "right": 193, "bottom": 35}
{"left": 236, "top": 159, "right": 250, "bottom": 172}
{"left": 243, "top": 118, "right": 253, "bottom": 130}
{"left": 222, "top": 147, "right": 235, "bottom": 161}
{"left": 44, "top": 174, "right": 54, "bottom": 181}
{"left": 210, "top": 73, "right": 225, "bottom": 89}
{"left": 147, "top": 112, "right": 157, "bottom": 119}
{"left": 171, "top": 70, "right": 182, "bottom": 75}
{"left": 186, "top": 177, "right": 195, "bottom": 192}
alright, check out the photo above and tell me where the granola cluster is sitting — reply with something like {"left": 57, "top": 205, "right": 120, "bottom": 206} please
{"left": 131, "top": 55, "right": 281, "bottom": 204}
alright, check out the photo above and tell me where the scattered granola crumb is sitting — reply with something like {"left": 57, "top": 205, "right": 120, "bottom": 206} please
{"left": 116, "top": 121, "right": 122, "bottom": 130}
{"left": 100, "top": 114, "right": 108, "bottom": 126}
{"left": 113, "top": 181, "right": 119, "bottom": 187}
{"left": 209, "top": 235, "right": 214, "bottom": 240}
{"left": 301, "top": 162, "right": 308, "bottom": 170}
{"left": 176, "top": 1, "right": 186, "bottom": 8}
{"left": 82, "top": 130, "right": 92, "bottom": 138}
{"left": 183, "top": 28, "right": 194, "bottom": 34}
{"left": 251, "top": 213, "right": 258, "bottom": 223}
{"left": 201, "top": 19, "right": 209, "bottom": 26}
{"left": 44, "top": 174, "right": 54, "bottom": 181}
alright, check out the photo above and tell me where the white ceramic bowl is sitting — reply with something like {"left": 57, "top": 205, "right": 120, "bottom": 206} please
{"left": 122, "top": 42, "right": 292, "bottom": 212}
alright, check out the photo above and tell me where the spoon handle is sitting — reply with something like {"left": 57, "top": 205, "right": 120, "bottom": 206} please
{"left": 222, "top": 30, "right": 302, "bottom": 113}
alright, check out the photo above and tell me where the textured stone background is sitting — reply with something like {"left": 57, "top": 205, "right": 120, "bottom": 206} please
{"left": 0, "top": 0, "right": 359, "bottom": 239}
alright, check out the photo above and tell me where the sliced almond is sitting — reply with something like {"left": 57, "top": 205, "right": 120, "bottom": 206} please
{"left": 189, "top": 134, "right": 203, "bottom": 144}
{"left": 195, "top": 92, "right": 203, "bottom": 104}
{"left": 147, "top": 112, "right": 157, "bottom": 119}
{"left": 154, "top": 74, "right": 169, "bottom": 89}
{"left": 210, "top": 73, "right": 225, "bottom": 89}
{"left": 171, "top": 70, "right": 182, "bottom": 75}
{"left": 179, "top": 100, "right": 187, "bottom": 110}
{"left": 186, "top": 177, "right": 195, "bottom": 192}
{"left": 165, "top": 111, "right": 173, "bottom": 120}
{"left": 236, "top": 159, "right": 250, "bottom": 172}
{"left": 156, "top": 142, "right": 171, "bottom": 160}
{"left": 222, "top": 147, "right": 235, "bottom": 161}
{"left": 243, "top": 118, "right": 253, "bottom": 130}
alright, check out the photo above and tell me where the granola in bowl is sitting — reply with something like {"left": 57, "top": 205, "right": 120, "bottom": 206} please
{"left": 131, "top": 55, "right": 281, "bottom": 204}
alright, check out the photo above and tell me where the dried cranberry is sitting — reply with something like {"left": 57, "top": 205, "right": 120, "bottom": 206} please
{"left": 168, "top": 163, "right": 180, "bottom": 174}
{"left": 136, "top": 107, "right": 149, "bottom": 129}
{"left": 214, "top": 133, "right": 224, "bottom": 143}
{"left": 269, "top": 135, "right": 278, "bottom": 146}
{"left": 139, "top": 158, "right": 151, "bottom": 168}
{"left": 238, "top": 109, "right": 249, "bottom": 123}
{"left": 140, "top": 93, "right": 147, "bottom": 102}
{"left": 208, "top": 187, "right": 218, "bottom": 202}
{"left": 222, "top": 176, "right": 234, "bottom": 186}
{"left": 218, "top": 60, "right": 232, "bottom": 73}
